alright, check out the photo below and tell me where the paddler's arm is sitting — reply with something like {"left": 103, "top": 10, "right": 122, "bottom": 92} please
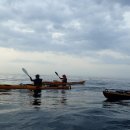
{"left": 30, "top": 77, "right": 33, "bottom": 81}
{"left": 59, "top": 77, "right": 63, "bottom": 80}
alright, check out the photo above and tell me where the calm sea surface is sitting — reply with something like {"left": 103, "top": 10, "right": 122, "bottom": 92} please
{"left": 0, "top": 74, "right": 130, "bottom": 130}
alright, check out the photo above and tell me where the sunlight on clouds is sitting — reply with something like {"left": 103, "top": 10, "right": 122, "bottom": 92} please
{"left": 51, "top": 32, "right": 64, "bottom": 41}
{"left": 0, "top": 47, "right": 130, "bottom": 78}
{"left": 2, "top": 20, "right": 34, "bottom": 33}
{"left": 97, "top": 49, "right": 130, "bottom": 60}
{"left": 0, "top": 47, "right": 17, "bottom": 62}
{"left": 46, "top": 24, "right": 54, "bottom": 30}
{"left": 123, "top": 12, "right": 130, "bottom": 28}
{"left": 63, "top": 21, "right": 81, "bottom": 30}
{"left": 0, "top": 47, "right": 94, "bottom": 75}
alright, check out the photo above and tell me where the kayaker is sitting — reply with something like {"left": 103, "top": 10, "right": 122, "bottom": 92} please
{"left": 30, "top": 74, "right": 42, "bottom": 96}
{"left": 60, "top": 75, "right": 67, "bottom": 84}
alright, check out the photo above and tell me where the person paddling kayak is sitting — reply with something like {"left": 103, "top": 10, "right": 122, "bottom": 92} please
{"left": 30, "top": 74, "right": 42, "bottom": 96}
{"left": 55, "top": 72, "right": 68, "bottom": 86}
{"left": 60, "top": 74, "right": 67, "bottom": 84}
{"left": 30, "top": 74, "right": 42, "bottom": 87}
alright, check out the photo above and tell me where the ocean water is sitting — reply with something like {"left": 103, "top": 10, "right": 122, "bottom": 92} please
{"left": 0, "top": 74, "right": 130, "bottom": 130}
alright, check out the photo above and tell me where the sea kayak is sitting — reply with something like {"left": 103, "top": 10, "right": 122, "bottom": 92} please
{"left": 0, "top": 84, "right": 71, "bottom": 90}
{"left": 103, "top": 89, "right": 130, "bottom": 100}
{"left": 43, "top": 80, "right": 85, "bottom": 85}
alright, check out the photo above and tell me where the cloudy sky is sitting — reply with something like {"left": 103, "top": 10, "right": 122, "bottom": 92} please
{"left": 0, "top": 0, "right": 130, "bottom": 78}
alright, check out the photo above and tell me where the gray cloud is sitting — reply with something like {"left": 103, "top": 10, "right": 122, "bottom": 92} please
{"left": 113, "top": 0, "right": 130, "bottom": 6}
{"left": 0, "top": 0, "right": 130, "bottom": 61}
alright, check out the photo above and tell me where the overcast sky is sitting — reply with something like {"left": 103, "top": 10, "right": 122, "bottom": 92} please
{"left": 0, "top": 0, "right": 130, "bottom": 78}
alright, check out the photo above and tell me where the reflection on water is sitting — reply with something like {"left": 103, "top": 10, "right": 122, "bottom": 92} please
{"left": 32, "top": 91, "right": 42, "bottom": 106}
{"left": 60, "top": 90, "right": 67, "bottom": 105}
{"left": 27, "top": 89, "right": 68, "bottom": 109}
{"left": 103, "top": 99, "right": 130, "bottom": 108}
{"left": 32, "top": 98, "right": 41, "bottom": 106}
{"left": 28, "top": 90, "right": 42, "bottom": 109}
{"left": 1, "top": 74, "right": 130, "bottom": 130}
{"left": 0, "top": 92, "right": 11, "bottom": 95}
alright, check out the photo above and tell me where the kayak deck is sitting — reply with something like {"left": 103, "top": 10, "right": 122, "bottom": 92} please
{"left": 0, "top": 84, "right": 71, "bottom": 90}
{"left": 43, "top": 80, "right": 85, "bottom": 85}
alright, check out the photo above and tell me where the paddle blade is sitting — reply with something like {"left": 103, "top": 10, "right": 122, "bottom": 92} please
{"left": 22, "top": 68, "right": 30, "bottom": 78}
{"left": 55, "top": 72, "right": 61, "bottom": 79}
{"left": 55, "top": 72, "right": 59, "bottom": 76}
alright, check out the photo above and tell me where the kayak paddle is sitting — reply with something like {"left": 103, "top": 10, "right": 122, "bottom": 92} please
{"left": 55, "top": 72, "right": 60, "bottom": 79}
{"left": 22, "top": 68, "right": 31, "bottom": 78}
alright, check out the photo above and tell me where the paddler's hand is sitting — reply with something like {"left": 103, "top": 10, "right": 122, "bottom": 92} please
{"left": 30, "top": 77, "right": 32, "bottom": 81}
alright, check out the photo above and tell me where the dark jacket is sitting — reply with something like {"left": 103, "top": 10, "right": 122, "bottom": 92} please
{"left": 30, "top": 77, "right": 42, "bottom": 87}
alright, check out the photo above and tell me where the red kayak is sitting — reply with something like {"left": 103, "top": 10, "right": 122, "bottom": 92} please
{"left": 43, "top": 80, "right": 85, "bottom": 85}
{"left": 0, "top": 84, "right": 71, "bottom": 90}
